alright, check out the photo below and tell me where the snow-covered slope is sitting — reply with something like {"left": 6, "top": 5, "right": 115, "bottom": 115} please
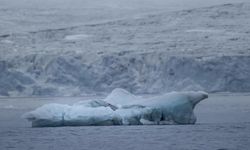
{"left": 0, "top": 3, "right": 250, "bottom": 96}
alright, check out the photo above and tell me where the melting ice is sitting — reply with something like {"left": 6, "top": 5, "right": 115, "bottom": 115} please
{"left": 23, "top": 88, "right": 208, "bottom": 127}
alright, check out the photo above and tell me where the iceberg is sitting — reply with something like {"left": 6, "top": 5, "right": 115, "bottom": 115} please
{"left": 23, "top": 89, "right": 208, "bottom": 127}
{"left": 23, "top": 103, "right": 71, "bottom": 127}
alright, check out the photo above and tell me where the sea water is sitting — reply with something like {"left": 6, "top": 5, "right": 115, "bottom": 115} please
{"left": 0, "top": 94, "right": 249, "bottom": 150}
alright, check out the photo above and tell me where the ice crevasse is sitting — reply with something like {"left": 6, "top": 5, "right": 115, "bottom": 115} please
{"left": 23, "top": 88, "right": 208, "bottom": 127}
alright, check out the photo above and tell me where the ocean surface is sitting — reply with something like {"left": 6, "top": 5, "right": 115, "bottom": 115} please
{"left": 0, "top": 94, "right": 250, "bottom": 150}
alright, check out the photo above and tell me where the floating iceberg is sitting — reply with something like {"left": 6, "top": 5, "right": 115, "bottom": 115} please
{"left": 23, "top": 89, "right": 208, "bottom": 127}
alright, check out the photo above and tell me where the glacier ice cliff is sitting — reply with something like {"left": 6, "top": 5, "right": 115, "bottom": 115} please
{"left": 0, "top": 53, "right": 249, "bottom": 96}
{"left": 23, "top": 89, "right": 208, "bottom": 127}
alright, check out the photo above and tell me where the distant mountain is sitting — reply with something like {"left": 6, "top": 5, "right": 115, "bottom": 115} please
{"left": 0, "top": 3, "right": 250, "bottom": 96}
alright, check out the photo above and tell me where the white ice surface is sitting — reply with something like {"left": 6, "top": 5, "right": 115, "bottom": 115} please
{"left": 104, "top": 88, "right": 142, "bottom": 108}
{"left": 23, "top": 103, "right": 71, "bottom": 127}
{"left": 23, "top": 89, "right": 208, "bottom": 127}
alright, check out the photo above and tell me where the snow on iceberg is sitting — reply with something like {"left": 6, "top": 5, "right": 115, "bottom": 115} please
{"left": 23, "top": 89, "right": 208, "bottom": 127}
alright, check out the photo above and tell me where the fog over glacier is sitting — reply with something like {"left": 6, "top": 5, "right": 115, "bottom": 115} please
{"left": 0, "top": 0, "right": 250, "bottom": 96}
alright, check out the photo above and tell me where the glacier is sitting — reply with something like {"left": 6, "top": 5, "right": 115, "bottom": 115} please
{"left": 1, "top": 3, "right": 250, "bottom": 96}
{"left": 23, "top": 89, "right": 208, "bottom": 127}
